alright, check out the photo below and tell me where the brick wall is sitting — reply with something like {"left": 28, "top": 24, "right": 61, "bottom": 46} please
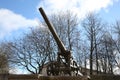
{"left": 1, "top": 74, "right": 120, "bottom": 80}
{"left": 0, "top": 74, "right": 8, "bottom": 80}
{"left": 0, "top": 74, "right": 87, "bottom": 80}
{"left": 91, "top": 75, "right": 120, "bottom": 80}
{"left": 8, "top": 74, "right": 38, "bottom": 80}
{"left": 38, "top": 76, "right": 87, "bottom": 80}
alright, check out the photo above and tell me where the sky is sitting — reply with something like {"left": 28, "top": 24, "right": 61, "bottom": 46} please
{"left": 0, "top": 0, "right": 120, "bottom": 74}
{"left": 0, "top": 0, "right": 120, "bottom": 41}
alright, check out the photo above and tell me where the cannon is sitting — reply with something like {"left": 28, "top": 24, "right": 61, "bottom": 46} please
{"left": 39, "top": 7, "right": 83, "bottom": 76}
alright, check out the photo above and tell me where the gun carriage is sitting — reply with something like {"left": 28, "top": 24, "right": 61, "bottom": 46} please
{"left": 39, "top": 8, "right": 83, "bottom": 76}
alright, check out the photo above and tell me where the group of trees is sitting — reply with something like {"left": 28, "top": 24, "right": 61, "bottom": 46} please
{"left": 0, "top": 10, "right": 120, "bottom": 75}
{"left": 83, "top": 14, "right": 120, "bottom": 75}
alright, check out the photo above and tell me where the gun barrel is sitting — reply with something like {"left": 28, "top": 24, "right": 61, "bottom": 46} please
{"left": 39, "top": 7, "right": 66, "bottom": 53}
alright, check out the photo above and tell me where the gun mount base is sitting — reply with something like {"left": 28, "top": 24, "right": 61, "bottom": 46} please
{"left": 46, "top": 51, "right": 82, "bottom": 76}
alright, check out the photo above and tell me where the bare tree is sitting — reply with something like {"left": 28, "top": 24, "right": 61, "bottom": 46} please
{"left": 113, "top": 20, "right": 120, "bottom": 69}
{"left": 49, "top": 11, "right": 88, "bottom": 70}
{"left": 6, "top": 27, "right": 55, "bottom": 74}
{"left": 50, "top": 11, "right": 79, "bottom": 51}
{"left": 114, "top": 20, "right": 120, "bottom": 53}
{"left": 0, "top": 43, "right": 9, "bottom": 73}
{"left": 98, "top": 32, "right": 115, "bottom": 74}
{"left": 82, "top": 13, "right": 102, "bottom": 75}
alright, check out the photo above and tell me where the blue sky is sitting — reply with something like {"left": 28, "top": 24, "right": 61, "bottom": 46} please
{"left": 0, "top": 0, "right": 120, "bottom": 42}
{"left": 0, "top": 0, "right": 120, "bottom": 74}
{"left": 0, "top": 0, "right": 39, "bottom": 19}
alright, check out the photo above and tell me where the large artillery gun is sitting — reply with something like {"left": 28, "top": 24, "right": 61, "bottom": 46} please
{"left": 39, "top": 7, "right": 83, "bottom": 76}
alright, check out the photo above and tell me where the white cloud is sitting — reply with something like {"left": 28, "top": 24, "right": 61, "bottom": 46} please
{"left": 0, "top": 8, "right": 39, "bottom": 40}
{"left": 37, "top": 0, "right": 117, "bottom": 19}
{"left": 9, "top": 67, "right": 29, "bottom": 74}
